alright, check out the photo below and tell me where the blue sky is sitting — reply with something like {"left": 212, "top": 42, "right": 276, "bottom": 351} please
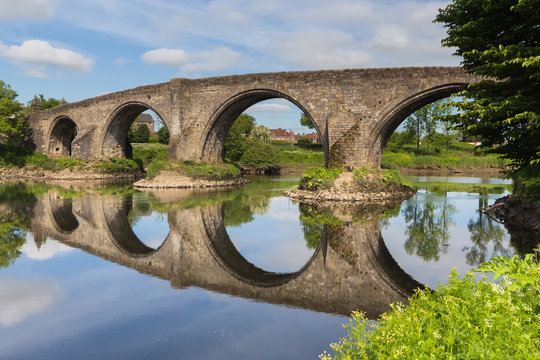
{"left": 0, "top": 0, "right": 457, "bottom": 131}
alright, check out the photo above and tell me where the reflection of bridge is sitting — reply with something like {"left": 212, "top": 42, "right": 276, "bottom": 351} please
{"left": 29, "top": 68, "right": 478, "bottom": 168}
{"left": 30, "top": 190, "right": 421, "bottom": 318}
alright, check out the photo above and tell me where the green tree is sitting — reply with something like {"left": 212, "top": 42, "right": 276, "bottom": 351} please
{"left": 158, "top": 126, "right": 170, "bottom": 144}
{"left": 249, "top": 124, "right": 271, "bottom": 142}
{"left": 0, "top": 81, "right": 26, "bottom": 144}
{"left": 224, "top": 114, "right": 256, "bottom": 162}
{"left": 404, "top": 101, "right": 441, "bottom": 155}
{"left": 133, "top": 123, "right": 150, "bottom": 143}
{"left": 300, "top": 113, "right": 315, "bottom": 129}
{"left": 435, "top": 0, "right": 540, "bottom": 176}
{"left": 27, "top": 94, "right": 62, "bottom": 110}
{"left": 296, "top": 135, "right": 312, "bottom": 146}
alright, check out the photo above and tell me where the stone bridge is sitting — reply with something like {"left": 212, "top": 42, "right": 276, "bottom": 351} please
{"left": 29, "top": 67, "right": 478, "bottom": 168}
{"left": 28, "top": 189, "right": 421, "bottom": 318}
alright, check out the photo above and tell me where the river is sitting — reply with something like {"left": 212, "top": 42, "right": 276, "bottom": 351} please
{"left": 0, "top": 174, "right": 528, "bottom": 360}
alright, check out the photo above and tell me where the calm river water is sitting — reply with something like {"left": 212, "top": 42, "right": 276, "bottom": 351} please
{"left": 0, "top": 174, "right": 527, "bottom": 359}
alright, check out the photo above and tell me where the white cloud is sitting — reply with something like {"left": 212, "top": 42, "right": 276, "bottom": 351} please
{"left": 142, "top": 46, "right": 241, "bottom": 74}
{"left": 0, "top": 277, "right": 59, "bottom": 326}
{"left": 247, "top": 103, "right": 292, "bottom": 113}
{"left": 370, "top": 26, "right": 410, "bottom": 51}
{"left": 270, "top": 31, "right": 371, "bottom": 69}
{"left": 0, "top": 0, "right": 56, "bottom": 21}
{"left": 113, "top": 58, "right": 129, "bottom": 65}
{"left": 0, "top": 40, "right": 95, "bottom": 77}
{"left": 141, "top": 48, "right": 188, "bottom": 66}
{"left": 22, "top": 238, "right": 74, "bottom": 260}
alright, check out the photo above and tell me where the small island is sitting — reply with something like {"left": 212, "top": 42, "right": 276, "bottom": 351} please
{"left": 285, "top": 166, "right": 415, "bottom": 203}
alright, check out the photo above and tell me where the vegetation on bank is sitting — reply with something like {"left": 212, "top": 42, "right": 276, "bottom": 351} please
{"left": 145, "top": 159, "right": 241, "bottom": 181}
{"left": 322, "top": 252, "right": 540, "bottom": 360}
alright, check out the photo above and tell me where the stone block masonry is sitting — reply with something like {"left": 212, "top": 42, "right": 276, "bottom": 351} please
{"left": 29, "top": 67, "right": 479, "bottom": 169}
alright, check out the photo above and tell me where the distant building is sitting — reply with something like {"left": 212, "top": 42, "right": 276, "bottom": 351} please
{"left": 269, "top": 128, "right": 322, "bottom": 144}
{"left": 269, "top": 128, "right": 296, "bottom": 143}
{"left": 134, "top": 114, "right": 154, "bottom": 134}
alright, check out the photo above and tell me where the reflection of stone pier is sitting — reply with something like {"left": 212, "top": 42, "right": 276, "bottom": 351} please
{"left": 29, "top": 191, "right": 421, "bottom": 319}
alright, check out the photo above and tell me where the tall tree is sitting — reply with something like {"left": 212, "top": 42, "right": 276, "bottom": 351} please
{"left": 0, "top": 81, "right": 26, "bottom": 144}
{"left": 435, "top": 0, "right": 540, "bottom": 176}
{"left": 300, "top": 113, "right": 315, "bottom": 129}
{"left": 27, "top": 94, "right": 62, "bottom": 110}
{"left": 224, "top": 114, "right": 256, "bottom": 162}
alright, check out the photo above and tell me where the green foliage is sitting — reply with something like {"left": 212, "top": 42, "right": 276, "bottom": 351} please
{"left": 381, "top": 151, "right": 507, "bottom": 170}
{"left": 323, "top": 253, "right": 540, "bottom": 360}
{"left": 279, "top": 146, "right": 325, "bottom": 166}
{"left": 27, "top": 94, "right": 62, "bottom": 110}
{"left": 158, "top": 126, "right": 170, "bottom": 144}
{"left": 435, "top": 0, "right": 540, "bottom": 176}
{"left": 296, "top": 135, "right": 312, "bottom": 146}
{"left": 237, "top": 138, "right": 283, "bottom": 171}
{"left": 299, "top": 167, "right": 342, "bottom": 191}
{"left": 249, "top": 124, "right": 271, "bottom": 142}
{"left": 179, "top": 161, "right": 242, "bottom": 180}
{"left": 94, "top": 157, "right": 141, "bottom": 174}
{"left": 0, "top": 80, "right": 27, "bottom": 144}
{"left": 0, "top": 212, "right": 27, "bottom": 269}
{"left": 145, "top": 159, "right": 169, "bottom": 179}
{"left": 54, "top": 157, "right": 85, "bottom": 171}
{"left": 224, "top": 114, "right": 256, "bottom": 163}
{"left": 300, "top": 112, "right": 315, "bottom": 129}
{"left": 133, "top": 123, "right": 150, "bottom": 143}
{"left": 132, "top": 143, "right": 168, "bottom": 167}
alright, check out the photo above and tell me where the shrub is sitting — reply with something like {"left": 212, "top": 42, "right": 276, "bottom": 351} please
{"left": 94, "top": 157, "right": 141, "bottom": 174}
{"left": 299, "top": 167, "right": 342, "bottom": 190}
{"left": 54, "top": 157, "right": 85, "bottom": 171}
{"left": 322, "top": 252, "right": 540, "bottom": 360}
{"left": 179, "top": 161, "right": 242, "bottom": 180}
{"left": 145, "top": 159, "right": 169, "bottom": 179}
{"left": 237, "top": 139, "right": 283, "bottom": 171}
{"left": 132, "top": 143, "right": 168, "bottom": 167}
{"left": 158, "top": 126, "right": 170, "bottom": 144}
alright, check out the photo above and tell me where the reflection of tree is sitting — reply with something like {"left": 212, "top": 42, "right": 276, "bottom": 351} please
{"left": 298, "top": 204, "right": 343, "bottom": 250}
{"left": 0, "top": 183, "right": 39, "bottom": 269}
{"left": 463, "top": 196, "right": 509, "bottom": 266}
{"left": 0, "top": 212, "right": 27, "bottom": 268}
{"left": 402, "top": 193, "right": 455, "bottom": 261}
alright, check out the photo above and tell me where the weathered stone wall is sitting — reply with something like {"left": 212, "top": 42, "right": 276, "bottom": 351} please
{"left": 29, "top": 67, "right": 479, "bottom": 167}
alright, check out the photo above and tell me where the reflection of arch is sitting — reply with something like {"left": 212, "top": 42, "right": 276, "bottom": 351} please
{"left": 51, "top": 197, "right": 79, "bottom": 234}
{"left": 102, "top": 196, "right": 167, "bottom": 256}
{"left": 201, "top": 89, "right": 325, "bottom": 163}
{"left": 371, "top": 83, "right": 466, "bottom": 155}
{"left": 48, "top": 116, "right": 78, "bottom": 157}
{"left": 201, "top": 205, "right": 323, "bottom": 287}
{"left": 100, "top": 102, "right": 168, "bottom": 158}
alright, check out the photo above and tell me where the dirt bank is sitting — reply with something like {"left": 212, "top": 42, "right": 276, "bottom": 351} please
{"left": 133, "top": 170, "right": 250, "bottom": 189}
{"left": 0, "top": 167, "right": 143, "bottom": 181}
{"left": 485, "top": 196, "right": 540, "bottom": 236}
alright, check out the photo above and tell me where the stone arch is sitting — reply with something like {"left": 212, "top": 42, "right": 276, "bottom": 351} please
{"left": 47, "top": 116, "right": 78, "bottom": 158}
{"left": 201, "top": 89, "right": 325, "bottom": 163}
{"left": 201, "top": 205, "right": 323, "bottom": 287}
{"left": 102, "top": 196, "right": 168, "bottom": 257}
{"left": 100, "top": 101, "right": 169, "bottom": 159}
{"left": 50, "top": 197, "right": 79, "bottom": 234}
{"left": 367, "top": 83, "right": 467, "bottom": 164}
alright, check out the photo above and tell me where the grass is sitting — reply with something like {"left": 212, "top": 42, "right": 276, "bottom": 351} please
{"left": 322, "top": 251, "right": 540, "bottom": 360}
{"left": 298, "top": 167, "right": 343, "bottom": 190}
{"left": 381, "top": 152, "right": 507, "bottom": 170}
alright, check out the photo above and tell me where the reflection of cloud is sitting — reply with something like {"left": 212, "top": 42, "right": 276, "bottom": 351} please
{"left": 22, "top": 237, "right": 73, "bottom": 260}
{"left": 0, "top": 277, "right": 59, "bottom": 326}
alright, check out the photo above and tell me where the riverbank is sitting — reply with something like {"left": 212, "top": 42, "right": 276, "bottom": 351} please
{"left": 0, "top": 164, "right": 143, "bottom": 181}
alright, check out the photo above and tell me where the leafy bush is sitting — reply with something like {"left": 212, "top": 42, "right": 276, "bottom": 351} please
{"left": 94, "top": 157, "right": 141, "bottom": 174}
{"left": 179, "top": 161, "right": 241, "bottom": 180}
{"left": 54, "top": 157, "right": 85, "bottom": 171}
{"left": 132, "top": 143, "right": 168, "bottom": 167}
{"left": 237, "top": 139, "right": 283, "bottom": 171}
{"left": 322, "top": 252, "right": 540, "bottom": 360}
{"left": 299, "top": 167, "right": 342, "bottom": 190}
{"left": 158, "top": 126, "right": 170, "bottom": 144}
{"left": 145, "top": 159, "right": 169, "bottom": 179}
